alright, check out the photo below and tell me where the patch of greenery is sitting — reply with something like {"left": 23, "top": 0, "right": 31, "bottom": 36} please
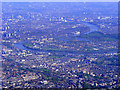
{"left": 23, "top": 43, "right": 34, "bottom": 47}
{"left": 78, "top": 31, "right": 118, "bottom": 41}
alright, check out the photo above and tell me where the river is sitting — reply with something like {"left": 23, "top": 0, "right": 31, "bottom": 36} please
{"left": 14, "top": 22, "right": 99, "bottom": 51}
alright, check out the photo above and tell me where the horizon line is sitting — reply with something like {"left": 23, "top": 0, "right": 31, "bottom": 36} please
{"left": 1, "top": 1, "right": 119, "bottom": 2}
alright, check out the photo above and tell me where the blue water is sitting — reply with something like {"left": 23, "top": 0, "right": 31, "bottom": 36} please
{"left": 58, "top": 22, "right": 99, "bottom": 41}
{"left": 14, "top": 42, "right": 25, "bottom": 49}
{"left": 14, "top": 41, "right": 32, "bottom": 51}
{"left": 84, "top": 23, "right": 99, "bottom": 34}
{"left": 14, "top": 22, "right": 99, "bottom": 50}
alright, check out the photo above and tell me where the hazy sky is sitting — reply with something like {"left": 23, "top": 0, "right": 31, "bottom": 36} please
{"left": 1, "top": 0, "right": 119, "bottom": 2}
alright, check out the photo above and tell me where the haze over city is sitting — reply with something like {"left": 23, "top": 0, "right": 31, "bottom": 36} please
{"left": 1, "top": 0, "right": 120, "bottom": 2}
{"left": 1, "top": 1, "right": 119, "bottom": 89}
